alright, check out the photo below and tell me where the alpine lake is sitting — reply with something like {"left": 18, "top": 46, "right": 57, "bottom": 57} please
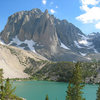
{"left": 13, "top": 80, "right": 98, "bottom": 100}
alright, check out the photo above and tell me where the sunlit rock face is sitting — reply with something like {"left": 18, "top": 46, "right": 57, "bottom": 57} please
{"left": 1, "top": 8, "right": 100, "bottom": 61}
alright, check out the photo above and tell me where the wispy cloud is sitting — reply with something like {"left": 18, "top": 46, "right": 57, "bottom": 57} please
{"left": 76, "top": 0, "right": 100, "bottom": 29}
{"left": 42, "top": 0, "right": 47, "bottom": 5}
{"left": 81, "top": 0, "right": 100, "bottom": 6}
{"left": 96, "top": 22, "right": 100, "bottom": 29}
{"left": 77, "top": 7, "right": 100, "bottom": 23}
{"left": 50, "top": 9, "right": 56, "bottom": 14}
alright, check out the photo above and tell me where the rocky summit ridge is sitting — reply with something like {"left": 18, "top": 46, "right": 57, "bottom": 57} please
{"left": 1, "top": 8, "right": 100, "bottom": 62}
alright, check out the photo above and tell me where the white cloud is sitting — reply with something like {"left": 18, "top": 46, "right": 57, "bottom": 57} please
{"left": 81, "top": 0, "right": 100, "bottom": 6}
{"left": 80, "top": 0, "right": 100, "bottom": 12}
{"left": 76, "top": 0, "right": 100, "bottom": 29}
{"left": 76, "top": 7, "right": 100, "bottom": 23}
{"left": 80, "top": 5, "right": 90, "bottom": 11}
{"left": 96, "top": 22, "right": 100, "bottom": 29}
{"left": 50, "top": 9, "right": 56, "bottom": 14}
{"left": 42, "top": 0, "right": 47, "bottom": 5}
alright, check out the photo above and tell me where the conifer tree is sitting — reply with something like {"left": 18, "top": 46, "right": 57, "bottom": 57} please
{"left": 66, "top": 82, "right": 72, "bottom": 100}
{"left": 45, "top": 95, "right": 49, "bottom": 100}
{"left": 66, "top": 62, "right": 85, "bottom": 100}
{"left": 4, "top": 78, "right": 16, "bottom": 99}
{"left": 96, "top": 83, "right": 100, "bottom": 100}
{"left": 0, "top": 69, "right": 23, "bottom": 100}
{"left": 0, "top": 69, "right": 4, "bottom": 99}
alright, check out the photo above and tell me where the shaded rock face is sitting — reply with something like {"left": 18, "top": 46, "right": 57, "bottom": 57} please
{"left": 88, "top": 32, "right": 100, "bottom": 52}
{"left": 1, "top": 9, "right": 59, "bottom": 54}
{"left": 55, "top": 19, "right": 85, "bottom": 51}
{"left": 1, "top": 8, "right": 100, "bottom": 61}
{"left": 1, "top": 9, "right": 43, "bottom": 43}
{"left": 55, "top": 19, "right": 83, "bottom": 44}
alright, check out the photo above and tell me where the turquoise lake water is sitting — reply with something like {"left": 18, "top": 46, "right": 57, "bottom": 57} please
{"left": 13, "top": 81, "right": 98, "bottom": 100}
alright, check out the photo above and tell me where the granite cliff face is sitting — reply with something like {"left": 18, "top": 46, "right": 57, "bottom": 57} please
{"left": 1, "top": 8, "right": 100, "bottom": 61}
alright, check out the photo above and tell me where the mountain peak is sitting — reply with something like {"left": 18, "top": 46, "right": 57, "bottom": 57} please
{"left": 31, "top": 8, "right": 42, "bottom": 13}
{"left": 1, "top": 8, "right": 100, "bottom": 61}
{"left": 44, "top": 9, "right": 48, "bottom": 14}
{"left": 43, "top": 9, "right": 49, "bottom": 18}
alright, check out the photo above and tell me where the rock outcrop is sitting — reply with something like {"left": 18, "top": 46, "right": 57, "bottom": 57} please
{"left": 0, "top": 43, "right": 47, "bottom": 78}
{"left": 1, "top": 8, "right": 100, "bottom": 61}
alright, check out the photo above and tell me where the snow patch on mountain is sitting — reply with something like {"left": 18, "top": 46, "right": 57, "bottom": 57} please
{"left": 78, "top": 34, "right": 93, "bottom": 47}
{"left": 0, "top": 37, "right": 5, "bottom": 45}
{"left": 79, "top": 40, "right": 88, "bottom": 45}
{"left": 86, "top": 57, "right": 91, "bottom": 60}
{"left": 89, "top": 33, "right": 95, "bottom": 36}
{"left": 78, "top": 33, "right": 87, "bottom": 39}
{"left": 0, "top": 41, "right": 5, "bottom": 45}
{"left": 94, "top": 48, "right": 99, "bottom": 53}
{"left": 80, "top": 52, "right": 87, "bottom": 56}
{"left": 9, "top": 36, "right": 36, "bottom": 52}
{"left": 74, "top": 41, "right": 83, "bottom": 48}
{"left": 60, "top": 42, "right": 70, "bottom": 50}
{"left": 79, "top": 40, "right": 92, "bottom": 47}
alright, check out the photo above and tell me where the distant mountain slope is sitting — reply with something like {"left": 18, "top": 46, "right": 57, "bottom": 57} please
{"left": 0, "top": 43, "right": 47, "bottom": 78}
{"left": 26, "top": 61, "right": 99, "bottom": 83}
{"left": 1, "top": 8, "right": 100, "bottom": 61}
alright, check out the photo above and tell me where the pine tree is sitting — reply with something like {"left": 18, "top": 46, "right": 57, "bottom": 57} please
{"left": 4, "top": 78, "right": 16, "bottom": 99}
{"left": 96, "top": 83, "right": 100, "bottom": 100}
{"left": 66, "top": 62, "right": 85, "bottom": 100}
{"left": 66, "top": 82, "right": 72, "bottom": 100}
{"left": 0, "top": 69, "right": 4, "bottom": 99}
{"left": 45, "top": 95, "right": 49, "bottom": 100}
{"left": 0, "top": 69, "right": 23, "bottom": 100}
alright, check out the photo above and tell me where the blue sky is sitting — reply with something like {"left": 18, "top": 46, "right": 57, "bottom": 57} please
{"left": 0, "top": 0, "right": 100, "bottom": 34}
